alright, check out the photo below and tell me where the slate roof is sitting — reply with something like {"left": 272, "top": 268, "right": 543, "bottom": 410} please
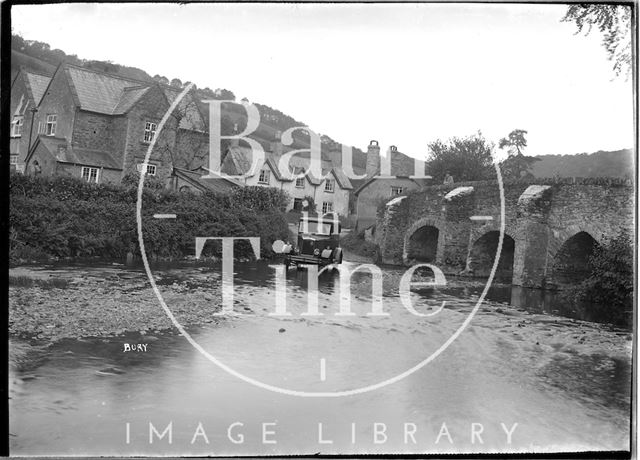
{"left": 29, "top": 135, "right": 121, "bottom": 170}
{"left": 25, "top": 71, "right": 52, "bottom": 105}
{"left": 223, "top": 144, "right": 353, "bottom": 189}
{"left": 112, "top": 86, "right": 151, "bottom": 114}
{"left": 56, "top": 147, "right": 121, "bottom": 170}
{"left": 59, "top": 65, "right": 159, "bottom": 116}
{"left": 173, "top": 167, "right": 241, "bottom": 193}
{"left": 354, "top": 148, "right": 429, "bottom": 195}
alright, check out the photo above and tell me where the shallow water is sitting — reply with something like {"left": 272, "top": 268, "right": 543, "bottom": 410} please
{"left": 9, "top": 261, "right": 632, "bottom": 455}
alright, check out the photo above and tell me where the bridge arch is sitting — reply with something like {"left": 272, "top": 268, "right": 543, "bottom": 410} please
{"left": 466, "top": 230, "right": 516, "bottom": 281}
{"left": 548, "top": 227, "right": 602, "bottom": 287}
{"left": 403, "top": 217, "right": 446, "bottom": 265}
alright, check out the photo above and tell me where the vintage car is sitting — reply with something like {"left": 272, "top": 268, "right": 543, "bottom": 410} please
{"left": 282, "top": 216, "right": 343, "bottom": 268}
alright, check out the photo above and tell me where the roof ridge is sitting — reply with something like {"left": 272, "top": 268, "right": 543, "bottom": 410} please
{"left": 122, "top": 85, "right": 150, "bottom": 91}
{"left": 24, "top": 69, "right": 54, "bottom": 79}
{"left": 63, "top": 62, "right": 151, "bottom": 85}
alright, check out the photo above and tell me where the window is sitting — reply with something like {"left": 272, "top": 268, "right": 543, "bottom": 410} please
{"left": 258, "top": 168, "right": 270, "bottom": 185}
{"left": 137, "top": 163, "right": 157, "bottom": 176}
{"left": 45, "top": 114, "right": 57, "bottom": 136}
{"left": 81, "top": 166, "right": 100, "bottom": 183}
{"left": 10, "top": 154, "right": 18, "bottom": 165}
{"left": 293, "top": 198, "right": 304, "bottom": 211}
{"left": 322, "top": 201, "right": 333, "bottom": 214}
{"left": 11, "top": 116, "right": 23, "bottom": 137}
{"left": 324, "top": 178, "right": 335, "bottom": 193}
{"left": 143, "top": 121, "right": 157, "bottom": 143}
{"left": 391, "top": 186, "right": 404, "bottom": 196}
{"left": 295, "top": 176, "right": 305, "bottom": 188}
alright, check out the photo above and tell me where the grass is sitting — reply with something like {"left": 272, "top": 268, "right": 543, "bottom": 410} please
{"left": 9, "top": 275, "right": 70, "bottom": 290}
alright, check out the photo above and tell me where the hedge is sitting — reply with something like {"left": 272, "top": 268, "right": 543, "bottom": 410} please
{"left": 9, "top": 172, "right": 290, "bottom": 263}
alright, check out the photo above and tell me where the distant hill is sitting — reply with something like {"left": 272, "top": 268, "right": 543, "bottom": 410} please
{"left": 531, "top": 149, "right": 634, "bottom": 179}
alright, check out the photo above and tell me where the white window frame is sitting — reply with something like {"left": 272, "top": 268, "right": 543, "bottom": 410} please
{"left": 322, "top": 201, "right": 333, "bottom": 214}
{"left": 45, "top": 114, "right": 57, "bottom": 136}
{"left": 295, "top": 176, "right": 305, "bottom": 188}
{"left": 11, "top": 116, "right": 24, "bottom": 137}
{"left": 137, "top": 163, "right": 157, "bottom": 176}
{"left": 324, "top": 178, "right": 335, "bottom": 193}
{"left": 391, "top": 186, "right": 404, "bottom": 196}
{"left": 81, "top": 166, "right": 100, "bottom": 183}
{"left": 258, "top": 168, "right": 270, "bottom": 185}
{"left": 10, "top": 154, "right": 18, "bottom": 165}
{"left": 143, "top": 121, "right": 157, "bottom": 143}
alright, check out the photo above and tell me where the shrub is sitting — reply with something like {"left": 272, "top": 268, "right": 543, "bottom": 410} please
{"left": 340, "top": 230, "right": 379, "bottom": 259}
{"left": 563, "top": 229, "right": 633, "bottom": 328}
{"left": 10, "top": 174, "right": 290, "bottom": 263}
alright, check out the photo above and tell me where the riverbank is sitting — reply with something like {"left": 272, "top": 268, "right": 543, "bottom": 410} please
{"left": 9, "top": 265, "right": 225, "bottom": 345}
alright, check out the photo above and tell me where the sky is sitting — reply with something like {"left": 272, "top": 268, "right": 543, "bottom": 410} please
{"left": 11, "top": 2, "right": 635, "bottom": 159}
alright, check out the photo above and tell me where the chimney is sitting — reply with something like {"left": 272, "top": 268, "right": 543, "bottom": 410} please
{"left": 366, "top": 140, "right": 380, "bottom": 177}
{"left": 270, "top": 130, "right": 283, "bottom": 156}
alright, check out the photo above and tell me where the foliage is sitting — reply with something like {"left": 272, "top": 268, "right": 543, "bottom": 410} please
{"left": 9, "top": 173, "right": 289, "bottom": 263}
{"left": 229, "top": 186, "right": 290, "bottom": 212}
{"left": 498, "top": 129, "right": 540, "bottom": 180}
{"left": 499, "top": 153, "right": 541, "bottom": 180}
{"left": 340, "top": 230, "right": 379, "bottom": 259}
{"left": 302, "top": 195, "right": 316, "bottom": 213}
{"left": 121, "top": 171, "right": 167, "bottom": 190}
{"left": 499, "top": 129, "right": 528, "bottom": 156}
{"left": 562, "top": 4, "right": 632, "bottom": 78}
{"left": 563, "top": 229, "right": 633, "bottom": 328}
{"left": 426, "top": 131, "right": 495, "bottom": 183}
{"left": 529, "top": 149, "right": 633, "bottom": 179}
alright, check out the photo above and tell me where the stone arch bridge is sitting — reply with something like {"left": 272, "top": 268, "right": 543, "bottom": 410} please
{"left": 375, "top": 178, "right": 634, "bottom": 288}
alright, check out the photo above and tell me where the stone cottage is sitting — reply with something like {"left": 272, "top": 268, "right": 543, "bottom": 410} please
{"left": 221, "top": 140, "right": 353, "bottom": 216}
{"left": 15, "top": 63, "right": 233, "bottom": 193}
{"left": 9, "top": 68, "right": 52, "bottom": 172}
{"left": 354, "top": 140, "right": 431, "bottom": 230}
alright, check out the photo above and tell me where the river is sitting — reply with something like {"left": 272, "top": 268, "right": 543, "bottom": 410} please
{"left": 9, "top": 260, "right": 632, "bottom": 455}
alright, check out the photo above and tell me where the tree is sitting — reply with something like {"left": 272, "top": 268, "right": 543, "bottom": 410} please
{"left": 499, "top": 129, "right": 528, "bottom": 156}
{"left": 562, "top": 4, "right": 632, "bottom": 78}
{"left": 157, "top": 90, "right": 210, "bottom": 171}
{"left": 563, "top": 229, "right": 633, "bottom": 328}
{"left": 498, "top": 129, "right": 540, "bottom": 180}
{"left": 426, "top": 131, "right": 494, "bottom": 183}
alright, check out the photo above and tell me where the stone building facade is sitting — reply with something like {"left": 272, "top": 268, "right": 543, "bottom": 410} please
{"left": 14, "top": 63, "right": 217, "bottom": 191}
{"left": 9, "top": 69, "right": 52, "bottom": 172}
{"left": 354, "top": 140, "right": 430, "bottom": 230}
{"left": 221, "top": 142, "right": 353, "bottom": 216}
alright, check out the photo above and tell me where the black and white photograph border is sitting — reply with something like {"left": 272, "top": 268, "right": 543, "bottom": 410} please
{"left": 4, "top": 1, "right": 637, "bottom": 457}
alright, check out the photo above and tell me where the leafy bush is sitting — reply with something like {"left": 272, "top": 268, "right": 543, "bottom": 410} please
{"left": 563, "top": 229, "right": 633, "bottom": 328}
{"left": 10, "top": 173, "right": 289, "bottom": 263}
{"left": 340, "top": 230, "right": 379, "bottom": 259}
{"left": 229, "top": 186, "right": 290, "bottom": 212}
{"left": 121, "top": 170, "right": 167, "bottom": 190}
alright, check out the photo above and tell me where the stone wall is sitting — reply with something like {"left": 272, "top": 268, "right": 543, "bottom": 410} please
{"left": 376, "top": 178, "right": 634, "bottom": 288}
